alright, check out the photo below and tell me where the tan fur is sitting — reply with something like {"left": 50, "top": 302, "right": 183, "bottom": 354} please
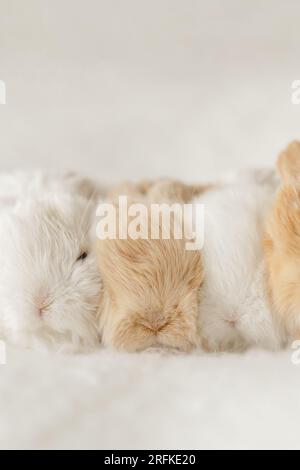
{"left": 97, "top": 208, "right": 204, "bottom": 352}
{"left": 264, "top": 141, "right": 300, "bottom": 339}
{"left": 108, "top": 178, "right": 213, "bottom": 204}
{"left": 277, "top": 141, "right": 300, "bottom": 186}
{"left": 107, "top": 180, "right": 152, "bottom": 202}
{"left": 146, "top": 179, "right": 213, "bottom": 203}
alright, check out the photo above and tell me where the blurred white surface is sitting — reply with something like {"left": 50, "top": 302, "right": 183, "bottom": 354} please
{"left": 0, "top": 0, "right": 300, "bottom": 449}
{"left": 0, "top": 0, "right": 300, "bottom": 182}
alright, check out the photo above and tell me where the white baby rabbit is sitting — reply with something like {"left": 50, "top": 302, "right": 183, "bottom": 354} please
{"left": 0, "top": 170, "right": 104, "bottom": 352}
{"left": 0, "top": 192, "right": 101, "bottom": 352}
{"left": 195, "top": 176, "right": 284, "bottom": 352}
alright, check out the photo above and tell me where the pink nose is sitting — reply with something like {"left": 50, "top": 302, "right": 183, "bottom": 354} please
{"left": 38, "top": 305, "right": 46, "bottom": 316}
{"left": 34, "top": 290, "right": 50, "bottom": 316}
{"left": 36, "top": 301, "right": 48, "bottom": 316}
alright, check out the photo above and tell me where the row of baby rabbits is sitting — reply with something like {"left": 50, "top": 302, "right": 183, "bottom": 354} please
{"left": 98, "top": 140, "right": 300, "bottom": 353}
{"left": 0, "top": 141, "right": 299, "bottom": 354}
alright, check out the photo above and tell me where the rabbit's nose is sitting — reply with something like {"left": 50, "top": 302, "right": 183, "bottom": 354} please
{"left": 224, "top": 312, "right": 239, "bottom": 328}
{"left": 36, "top": 299, "right": 48, "bottom": 316}
{"left": 33, "top": 289, "right": 51, "bottom": 316}
{"left": 38, "top": 304, "right": 47, "bottom": 316}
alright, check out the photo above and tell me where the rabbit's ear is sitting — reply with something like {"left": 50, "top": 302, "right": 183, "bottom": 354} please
{"left": 106, "top": 180, "right": 152, "bottom": 203}
{"left": 277, "top": 141, "right": 300, "bottom": 185}
{"left": 147, "top": 179, "right": 212, "bottom": 203}
{"left": 63, "top": 172, "right": 107, "bottom": 200}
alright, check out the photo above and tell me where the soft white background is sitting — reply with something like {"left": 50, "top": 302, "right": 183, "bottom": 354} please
{"left": 1, "top": 0, "right": 300, "bottom": 450}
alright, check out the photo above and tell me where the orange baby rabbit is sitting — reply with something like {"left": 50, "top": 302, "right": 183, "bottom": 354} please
{"left": 97, "top": 207, "right": 204, "bottom": 352}
{"left": 265, "top": 141, "right": 300, "bottom": 344}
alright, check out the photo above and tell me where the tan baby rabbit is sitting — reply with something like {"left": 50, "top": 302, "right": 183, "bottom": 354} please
{"left": 97, "top": 206, "right": 204, "bottom": 352}
{"left": 265, "top": 141, "right": 300, "bottom": 344}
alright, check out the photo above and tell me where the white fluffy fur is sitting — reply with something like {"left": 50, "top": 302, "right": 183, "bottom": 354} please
{"left": 0, "top": 172, "right": 102, "bottom": 352}
{"left": 0, "top": 170, "right": 104, "bottom": 208}
{"left": 195, "top": 174, "right": 284, "bottom": 352}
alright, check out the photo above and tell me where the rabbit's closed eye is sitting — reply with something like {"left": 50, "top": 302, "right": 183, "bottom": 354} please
{"left": 77, "top": 252, "right": 88, "bottom": 262}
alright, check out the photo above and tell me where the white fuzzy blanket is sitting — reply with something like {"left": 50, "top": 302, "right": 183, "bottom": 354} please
{"left": 1, "top": 346, "right": 299, "bottom": 450}
{"left": 1, "top": 0, "right": 300, "bottom": 450}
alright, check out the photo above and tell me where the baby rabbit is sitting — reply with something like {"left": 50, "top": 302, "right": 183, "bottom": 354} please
{"left": 196, "top": 175, "right": 283, "bottom": 352}
{"left": 264, "top": 141, "right": 300, "bottom": 345}
{"left": 97, "top": 207, "right": 204, "bottom": 352}
{"left": 97, "top": 177, "right": 213, "bottom": 352}
{"left": 0, "top": 172, "right": 102, "bottom": 352}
